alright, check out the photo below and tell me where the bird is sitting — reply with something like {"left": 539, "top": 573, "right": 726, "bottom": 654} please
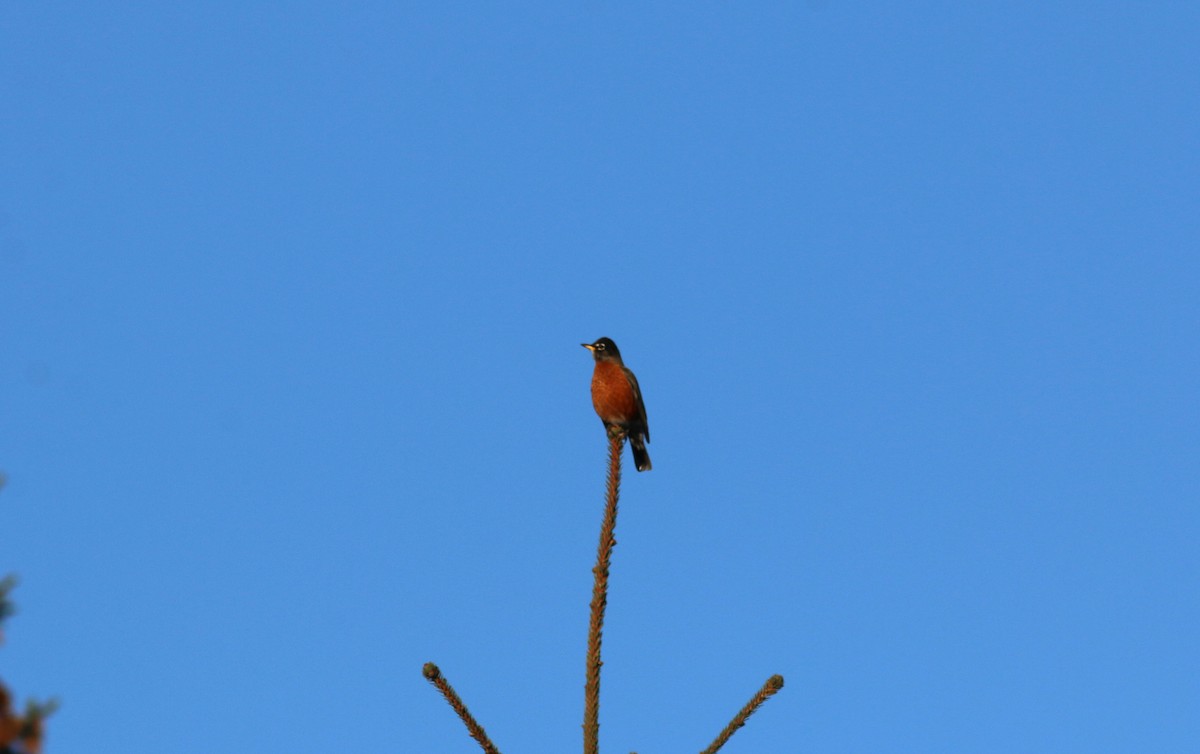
{"left": 582, "top": 337, "right": 652, "bottom": 471}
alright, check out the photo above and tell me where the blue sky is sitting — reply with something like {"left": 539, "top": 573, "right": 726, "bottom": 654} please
{"left": 2, "top": 3, "right": 1197, "bottom": 752}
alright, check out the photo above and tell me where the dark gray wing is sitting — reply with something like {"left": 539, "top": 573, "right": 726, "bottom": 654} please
{"left": 622, "top": 366, "right": 650, "bottom": 443}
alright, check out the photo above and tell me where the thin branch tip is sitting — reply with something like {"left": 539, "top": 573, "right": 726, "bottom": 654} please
{"left": 422, "top": 662, "right": 441, "bottom": 681}
{"left": 699, "top": 673, "right": 787, "bottom": 754}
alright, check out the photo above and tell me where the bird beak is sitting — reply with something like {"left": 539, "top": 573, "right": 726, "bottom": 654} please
{"left": 581, "top": 343, "right": 595, "bottom": 351}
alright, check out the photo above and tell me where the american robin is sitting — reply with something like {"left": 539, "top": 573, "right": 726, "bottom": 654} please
{"left": 582, "top": 337, "right": 652, "bottom": 471}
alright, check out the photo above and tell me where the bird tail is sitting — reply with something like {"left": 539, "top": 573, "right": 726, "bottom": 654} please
{"left": 629, "top": 435, "right": 652, "bottom": 472}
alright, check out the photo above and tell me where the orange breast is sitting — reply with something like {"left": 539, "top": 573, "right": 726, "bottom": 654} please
{"left": 591, "top": 361, "right": 637, "bottom": 423}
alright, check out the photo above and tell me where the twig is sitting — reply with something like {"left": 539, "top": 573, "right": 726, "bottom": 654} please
{"left": 422, "top": 662, "right": 501, "bottom": 754}
{"left": 699, "top": 674, "right": 785, "bottom": 754}
{"left": 583, "top": 432, "right": 624, "bottom": 754}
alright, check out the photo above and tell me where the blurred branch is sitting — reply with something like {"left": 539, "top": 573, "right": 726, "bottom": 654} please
{"left": 0, "top": 572, "right": 59, "bottom": 754}
{"left": 0, "top": 576, "right": 16, "bottom": 628}
{"left": 0, "top": 476, "right": 12, "bottom": 630}
{"left": 421, "top": 662, "right": 501, "bottom": 754}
